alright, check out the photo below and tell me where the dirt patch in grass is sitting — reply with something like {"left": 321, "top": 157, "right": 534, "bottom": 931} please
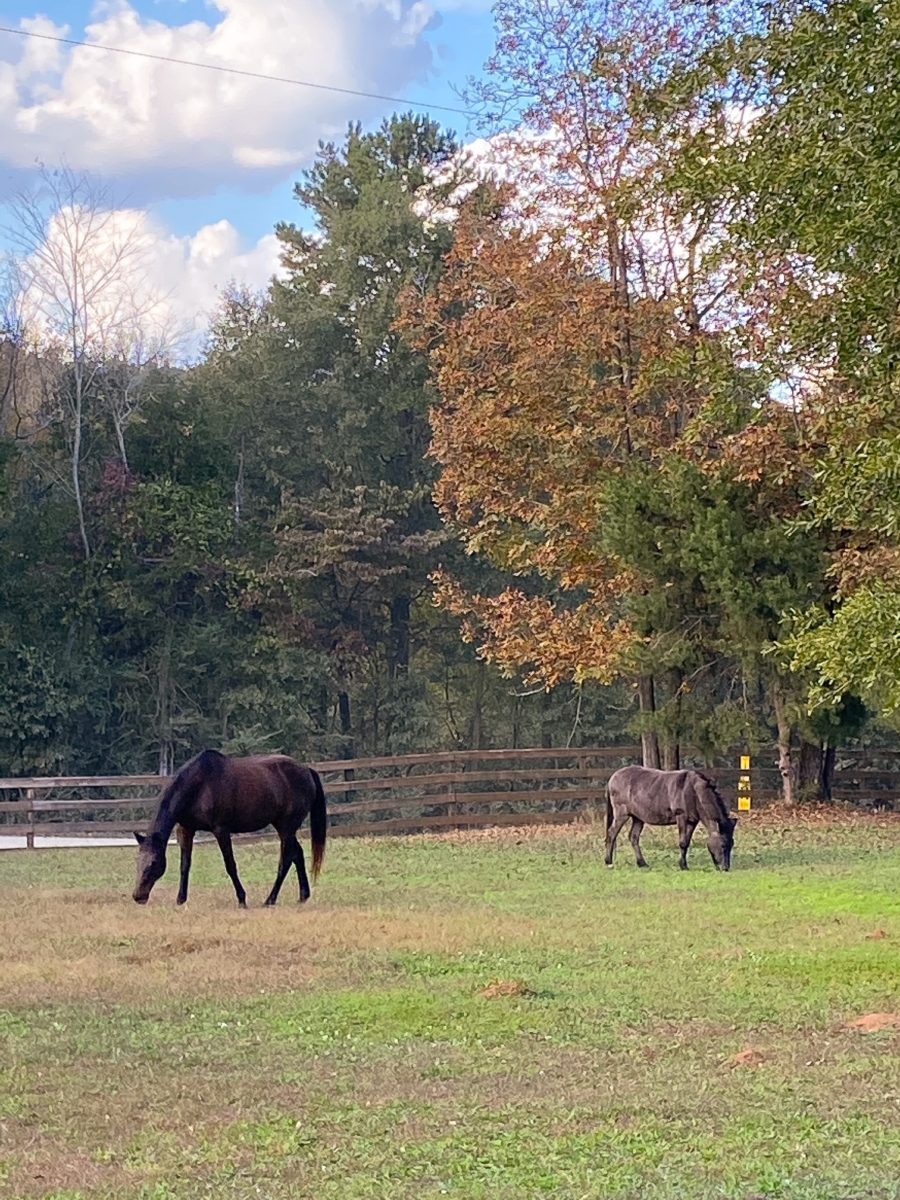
{"left": 846, "top": 1012, "right": 900, "bottom": 1032}
{"left": 728, "top": 1046, "right": 767, "bottom": 1068}
{"left": 480, "top": 978, "right": 534, "bottom": 999}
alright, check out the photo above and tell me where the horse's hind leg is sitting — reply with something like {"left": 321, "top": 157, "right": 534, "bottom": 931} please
{"left": 214, "top": 830, "right": 247, "bottom": 907}
{"left": 604, "top": 808, "right": 629, "bottom": 866}
{"left": 293, "top": 837, "right": 311, "bottom": 902}
{"left": 677, "top": 816, "right": 697, "bottom": 871}
{"left": 264, "top": 835, "right": 295, "bottom": 907}
{"left": 176, "top": 825, "right": 194, "bottom": 906}
{"left": 630, "top": 818, "right": 649, "bottom": 868}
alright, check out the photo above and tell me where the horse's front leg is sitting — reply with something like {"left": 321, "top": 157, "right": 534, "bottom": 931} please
{"left": 264, "top": 833, "right": 294, "bottom": 907}
{"left": 176, "top": 825, "right": 194, "bottom": 905}
{"left": 630, "top": 817, "right": 649, "bottom": 868}
{"left": 677, "top": 816, "right": 696, "bottom": 871}
{"left": 214, "top": 829, "right": 247, "bottom": 907}
{"left": 605, "top": 810, "right": 629, "bottom": 866}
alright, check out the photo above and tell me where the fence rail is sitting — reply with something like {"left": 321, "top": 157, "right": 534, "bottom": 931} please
{"left": 0, "top": 745, "right": 897, "bottom": 848}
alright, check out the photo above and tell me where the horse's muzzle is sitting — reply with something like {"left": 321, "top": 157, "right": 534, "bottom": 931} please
{"left": 133, "top": 892, "right": 149, "bottom": 904}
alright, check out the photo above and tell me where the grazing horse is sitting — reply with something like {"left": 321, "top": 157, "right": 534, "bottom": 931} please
{"left": 604, "top": 765, "right": 736, "bottom": 871}
{"left": 133, "top": 749, "right": 327, "bottom": 906}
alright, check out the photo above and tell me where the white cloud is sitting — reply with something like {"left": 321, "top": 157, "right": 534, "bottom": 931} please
{"left": 150, "top": 217, "right": 284, "bottom": 356}
{"left": 233, "top": 146, "right": 303, "bottom": 169}
{"left": 14, "top": 203, "right": 283, "bottom": 362}
{"left": 0, "top": 0, "right": 442, "bottom": 199}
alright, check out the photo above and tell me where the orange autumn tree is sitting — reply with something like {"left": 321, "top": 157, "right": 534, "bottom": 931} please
{"left": 402, "top": 198, "right": 738, "bottom": 767}
{"left": 398, "top": 0, "right": 764, "bottom": 767}
{"left": 398, "top": 1, "right": 843, "bottom": 786}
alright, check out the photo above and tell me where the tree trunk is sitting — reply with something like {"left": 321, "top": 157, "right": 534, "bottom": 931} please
{"left": 389, "top": 594, "right": 411, "bottom": 680}
{"left": 157, "top": 620, "right": 174, "bottom": 775}
{"left": 71, "top": 371, "right": 91, "bottom": 559}
{"left": 662, "top": 740, "right": 681, "bottom": 770}
{"left": 468, "top": 660, "right": 485, "bottom": 750}
{"left": 797, "top": 740, "right": 824, "bottom": 802}
{"left": 638, "top": 675, "right": 661, "bottom": 769}
{"left": 0, "top": 340, "right": 18, "bottom": 434}
{"left": 233, "top": 436, "right": 245, "bottom": 531}
{"left": 607, "top": 217, "right": 636, "bottom": 455}
{"left": 338, "top": 690, "right": 353, "bottom": 758}
{"left": 821, "top": 743, "right": 836, "bottom": 801}
{"left": 662, "top": 668, "right": 682, "bottom": 770}
{"left": 541, "top": 688, "right": 554, "bottom": 749}
{"left": 112, "top": 410, "right": 130, "bottom": 473}
{"left": 772, "top": 684, "right": 795, "bottom": 806}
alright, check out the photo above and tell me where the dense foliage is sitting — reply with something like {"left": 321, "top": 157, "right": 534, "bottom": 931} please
{"left": 2, "top": 1, "right": 899, "bottom": 794}
{"left": 0, "top": 118, "right": 624, "bottom": 774}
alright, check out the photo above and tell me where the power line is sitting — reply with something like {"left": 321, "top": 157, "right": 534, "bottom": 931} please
{"left": 0, "top": 24, "right": 475, "bottom": 118}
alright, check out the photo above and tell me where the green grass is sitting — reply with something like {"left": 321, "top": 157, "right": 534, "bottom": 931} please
{"left": 2, "top": 813, "right": 900, "bottom": 1198}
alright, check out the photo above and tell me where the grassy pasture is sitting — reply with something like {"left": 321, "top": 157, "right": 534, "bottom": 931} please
{"left": 1, "top": 810, "right": 900, "bottom": 1199}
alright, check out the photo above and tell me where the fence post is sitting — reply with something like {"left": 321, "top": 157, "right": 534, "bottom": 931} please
{"left": 446, "top": 755, "right": 457, "bottom": 821}
{"left": 25, "top": 787, "right": 35, "bottom": 849}
{"left": 738, "top": 754, "right": 752, "bottom": 812}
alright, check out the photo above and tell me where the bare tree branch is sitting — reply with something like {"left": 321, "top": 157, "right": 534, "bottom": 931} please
{"left": 2, "top": 165, "right": 182, "bottom": 556}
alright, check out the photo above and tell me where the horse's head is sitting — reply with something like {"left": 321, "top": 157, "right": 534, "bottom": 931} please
{"left": 133, "top": 831, "right": 167, "bottom": 903}
{"left": 707, "top": 816, "right": 737, "bottom": 872}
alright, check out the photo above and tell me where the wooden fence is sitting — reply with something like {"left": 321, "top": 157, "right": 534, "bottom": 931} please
{"left": 0, "top": 745, "right": 897, "bottom": 848}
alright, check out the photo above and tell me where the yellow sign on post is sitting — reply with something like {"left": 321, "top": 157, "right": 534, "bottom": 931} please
{"left": 738, "top": 753, "right": 751, "bottom": 811}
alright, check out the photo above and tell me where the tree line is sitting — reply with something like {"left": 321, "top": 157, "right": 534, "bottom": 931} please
{"left": 1, "top": 0, "right": 898, "bottom": 800}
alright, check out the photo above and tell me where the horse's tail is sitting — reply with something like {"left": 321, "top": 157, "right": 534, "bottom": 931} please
{"left": 605, "top": 782, "right": 613, "bottom": 832}
{"left": 309, "top": 768, "right": 327, "bottom": 880}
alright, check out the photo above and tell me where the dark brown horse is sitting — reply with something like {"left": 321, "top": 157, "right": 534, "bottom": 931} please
{"left": 604, "top": 765, "right": 736, "bottom": 871}
{"left": 133, "top": 749, "right": 327, "bottom": 906}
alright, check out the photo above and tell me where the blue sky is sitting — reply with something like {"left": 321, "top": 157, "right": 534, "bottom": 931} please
{"left": 0, "top": 0, "right": 496, "bottom": 242}
{"left": 0, "top": 0, "right": 498, "bottom": 346}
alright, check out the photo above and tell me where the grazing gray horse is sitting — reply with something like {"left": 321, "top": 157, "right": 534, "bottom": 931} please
{"left": 604, "top": 766, "right": 736, "bottom": 871}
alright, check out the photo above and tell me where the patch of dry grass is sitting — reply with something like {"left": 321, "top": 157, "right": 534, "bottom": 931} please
{"left": 0, "top": 888, "right": 548, "bottom": 1006}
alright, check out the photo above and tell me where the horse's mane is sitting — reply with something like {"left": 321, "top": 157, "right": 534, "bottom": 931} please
{"left": 152, "top": 749, "right": 225, "bottom": 831}
{"left": 693, "top": 770, "right": 732, "bottom": 827}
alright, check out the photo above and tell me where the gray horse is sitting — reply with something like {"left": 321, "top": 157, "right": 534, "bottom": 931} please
{"left": 604, "top": 766, "right": 736, "bottom": 871}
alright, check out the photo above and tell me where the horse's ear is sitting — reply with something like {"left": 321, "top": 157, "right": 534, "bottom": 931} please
{"left": 134, "top": 831, "right": 145, "bottom": 846}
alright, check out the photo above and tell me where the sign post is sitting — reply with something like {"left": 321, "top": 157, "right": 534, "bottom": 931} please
{"left": 738, "top": 754, "right": 751, "bottom": 812}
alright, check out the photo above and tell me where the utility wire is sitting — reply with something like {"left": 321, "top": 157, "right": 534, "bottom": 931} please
{"left": 0, "top": 24, "right": 475, "bottom": 118}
